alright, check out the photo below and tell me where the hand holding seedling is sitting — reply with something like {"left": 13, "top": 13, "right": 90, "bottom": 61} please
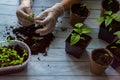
{"left": 34, "top": 3, "right": 64, "bottom": 35}
{"left": 16, "top": 0, "right": 34, "bottom": 27}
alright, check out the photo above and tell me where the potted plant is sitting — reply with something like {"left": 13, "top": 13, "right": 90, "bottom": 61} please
{"left": 90, "top": 48, "right": 114, "bottom": 75}
{"left": 96, "top": 11, "right": 120, "bottom": 43}
{"left": 101, "top": 0, "right": 119, "bottom": 16}
{"left": 65, "top": 23, "right": 92, "bottom": 58}
{"left": 70, "top": 2, "right": 90, "bottom": 26}
{"left": 0, "top": 39, "right": 31, "bottom": 75}
{"left": 106, "top": 31, "right": 120, "bottom": 69}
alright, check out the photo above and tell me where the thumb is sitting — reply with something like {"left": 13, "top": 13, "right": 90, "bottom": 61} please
{"left": 35, "top": 12, "right": 54, "bottom": 25}
{"left": 35, "top": 11, "right": 48, "bottom": 20}
{"left": 25, "top": 7, "right": 33, "bottom": 15}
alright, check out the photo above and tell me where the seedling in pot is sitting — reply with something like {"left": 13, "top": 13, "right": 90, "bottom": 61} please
{"left": 0, "top": 39, "right": 28, "bottom": 68}
{"left": 70, "top": 23, "right": 92, "bottom": 45}
{"left": 106, "top": 31, "right": 120, "bottom": 68}
{"left": 110, "top": 31, "right": 120, "bottom": 49}
{"left": 96, "top": 11, "right": 120, "bottom": 31}
{"left": 108, "top": 0, "right": 113, "bottom": 4}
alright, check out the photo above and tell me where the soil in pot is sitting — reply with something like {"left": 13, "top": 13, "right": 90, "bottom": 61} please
{"left": 71, "top": 3, "right": 89, "bottom": 17}
{"left": 90, "top": 48, "right": 113, "bottom": 75}
{"left": 70, "top": 3, "right": 89, "bottom": 26}
{"left": 65, "top": 34, "right": 92, "bottom": 58}
{"left": 0, "top": 44, "right": 28, "bottom": 68}
{"left": 98, "top": 20, "right": 120, "bottom": 43}
{"left": 102, "top": 0, "right": 119, "bottom": 13}
{"left": 106, "top": 39, "right": 120, "bottom": 68}
{"left": 92, "top": 49, "right": 113, "bottom": 66}
{"left": 11, "top": 24, "right": 55, "bottom": 55}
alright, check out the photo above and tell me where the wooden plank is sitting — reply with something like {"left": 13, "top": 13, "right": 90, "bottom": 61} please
{"left": 0, "top": 5, "right": 17, "bottom": 15}
{"left": 0, "top": 15, "right": 17, "bottom": 25}
{"left": 2, "top": 62, "right": 118, "bottom": 76}
{"left": 0, "top": 76, "right": 120, "bottom": 80}
{"left": 30, "top": 48, "right": 90, "bottom": 62}
{"left": 49, "top": 38, "right": 108, "bottom": 49}
{"left": 0, "top": 4, "right": 101, "bottom": 19}
{"left": 0, "top": 0, "right": 19, "bottom": 5}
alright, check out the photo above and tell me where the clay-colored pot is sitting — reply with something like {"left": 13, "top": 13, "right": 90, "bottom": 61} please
{"left": 70, "top": 3, "right": 90, "bottom": 26}
{"left": 90, "top": 48, "right": 113, "bottom": 75}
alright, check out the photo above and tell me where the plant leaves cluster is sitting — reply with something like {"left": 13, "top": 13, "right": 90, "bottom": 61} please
{"left": 0, "top": 39, "right": 28, "bottom": 67}
{"left": 70, "top": 23, "right": 92, "bottom": 46}
{"left": 96, "top": 11, "right": 120, "bottom": 27}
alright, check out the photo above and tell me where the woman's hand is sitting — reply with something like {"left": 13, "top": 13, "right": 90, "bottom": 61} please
{"left": 35, "top": 3, "right": 64, "bottom": 35}
{"left": 16, "top": 0, "right": 34, "bottom": 27}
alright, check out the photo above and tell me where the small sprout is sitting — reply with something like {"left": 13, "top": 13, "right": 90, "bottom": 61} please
{"left": 116, "top": 40, "right": 120, "bottom": 44}
{"left": 80, "top": 3, "right": 86, "bottom": 8}
{"left": 27, "top": 13, "right": 35, "bottom": 19}
{"left": 104, "top": 53, "right": 109, "bottom": 56}
{"left": 111, "top": 46, "right": 118, "bottom": 48}
{"left": 7, "top": 38, "right": 14, "bottom": 44}
{"left": 108, "top": 0, "right": 113, "bottom": 4}
{"left": 80, "top": 3, "right": 87, "bottom": 10}
{"left": 18, "top": 38, "right": 24, "bottom": 42}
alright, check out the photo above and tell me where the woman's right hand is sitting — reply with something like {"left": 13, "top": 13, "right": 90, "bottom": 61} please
{"left": 16, "top": 1, "right": 34, "bottom": 27}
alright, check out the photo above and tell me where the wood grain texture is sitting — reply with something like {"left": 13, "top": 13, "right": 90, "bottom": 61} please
{"left": 0, "top": 0, "right": 120, "bottom": 80}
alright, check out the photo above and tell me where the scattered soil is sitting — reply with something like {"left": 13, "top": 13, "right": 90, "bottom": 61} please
{"left": 92, "top": 49, "right": 113, "bottom": 66}
{"left": 0, "top": 45, "right": 28, "bottom": 67}
{"left": 71, "top": 3, "right": 89, "bottom": 17}
{"left": 102, "top": 0, "right": 119, "bottom": 13}
{"left": 4, "top": 24, "right": 55, "bottom": 55}
{"left": 12, "top": 24, "right": 55, "bottom": 55}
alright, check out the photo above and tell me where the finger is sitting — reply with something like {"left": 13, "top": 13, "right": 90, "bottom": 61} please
{"left": 34, "top": 11, "right": 48, "bottom": 20}
{"left": 18, "top": 17, "right": 33, "bottom": 26}
{"left": 17, "top": 10, "right": 30, "bottom": 19}
{"left": 25, "top": 7, "right": 33, "bottom": 15}
{"left": 35, "top": 20, "right": 55, "bottom": 35}
{"left": 17, "top": 9, "right": 34, "bottom": 22}
{"left": 35, "top": 12, "right": 54, "bottom": 26}
{"left": 35, "top": 20, "right": 43, "bottom": 25}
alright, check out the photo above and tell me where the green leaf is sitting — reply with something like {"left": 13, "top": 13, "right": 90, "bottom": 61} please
{"left": 80, "top": 36, "right": 85, "bottom": 40}
{"left": 105, "top": 16, "right": 113, "bottom": 27}
{"left": 80, "top": 3, "right": 86, "bottom": 8}
{"left": 111, "top": 14, "right": 118, "bottom": 19}
{"left": 81, "top": 28, "right": 92, "bottom": 34}
{"left": 96, "top": 17, "right": 104, "bottom": 22}
{"left": 109, "top": 27, "right": 112, "bottom": 31}
{"left": 74, "top": 29, "right": 81, "bottom": 34}
{"left": 74, "top": 23, "right": 83, "bottom": 28}
{"left": 116, "top": 39, "right": 120, "bottom": 44}
{"left": 108, "top": 0, "right": 112, "bottom": 4}
{"left": 111, "top": 46, "right": 117, "bottom": 48}
{"left": 7, "top": 38, "right": 14, "bottom": 44}
{"left": 113, "top": 31, "right": 120, "bottom": 36}
{"left": 70, "top": 33, "right": 80, "bottom": 46}
{"left": 104, "top": 53, "right": 109, "bottom": 56}
{"left": 27, "top": 13, "right": 35, "bottom": 19}
{"left": 104, "top": 11, "right": 112, "bottom": 15}
{"left": 114, "top": 16, "right": 120, "bottom": 22}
